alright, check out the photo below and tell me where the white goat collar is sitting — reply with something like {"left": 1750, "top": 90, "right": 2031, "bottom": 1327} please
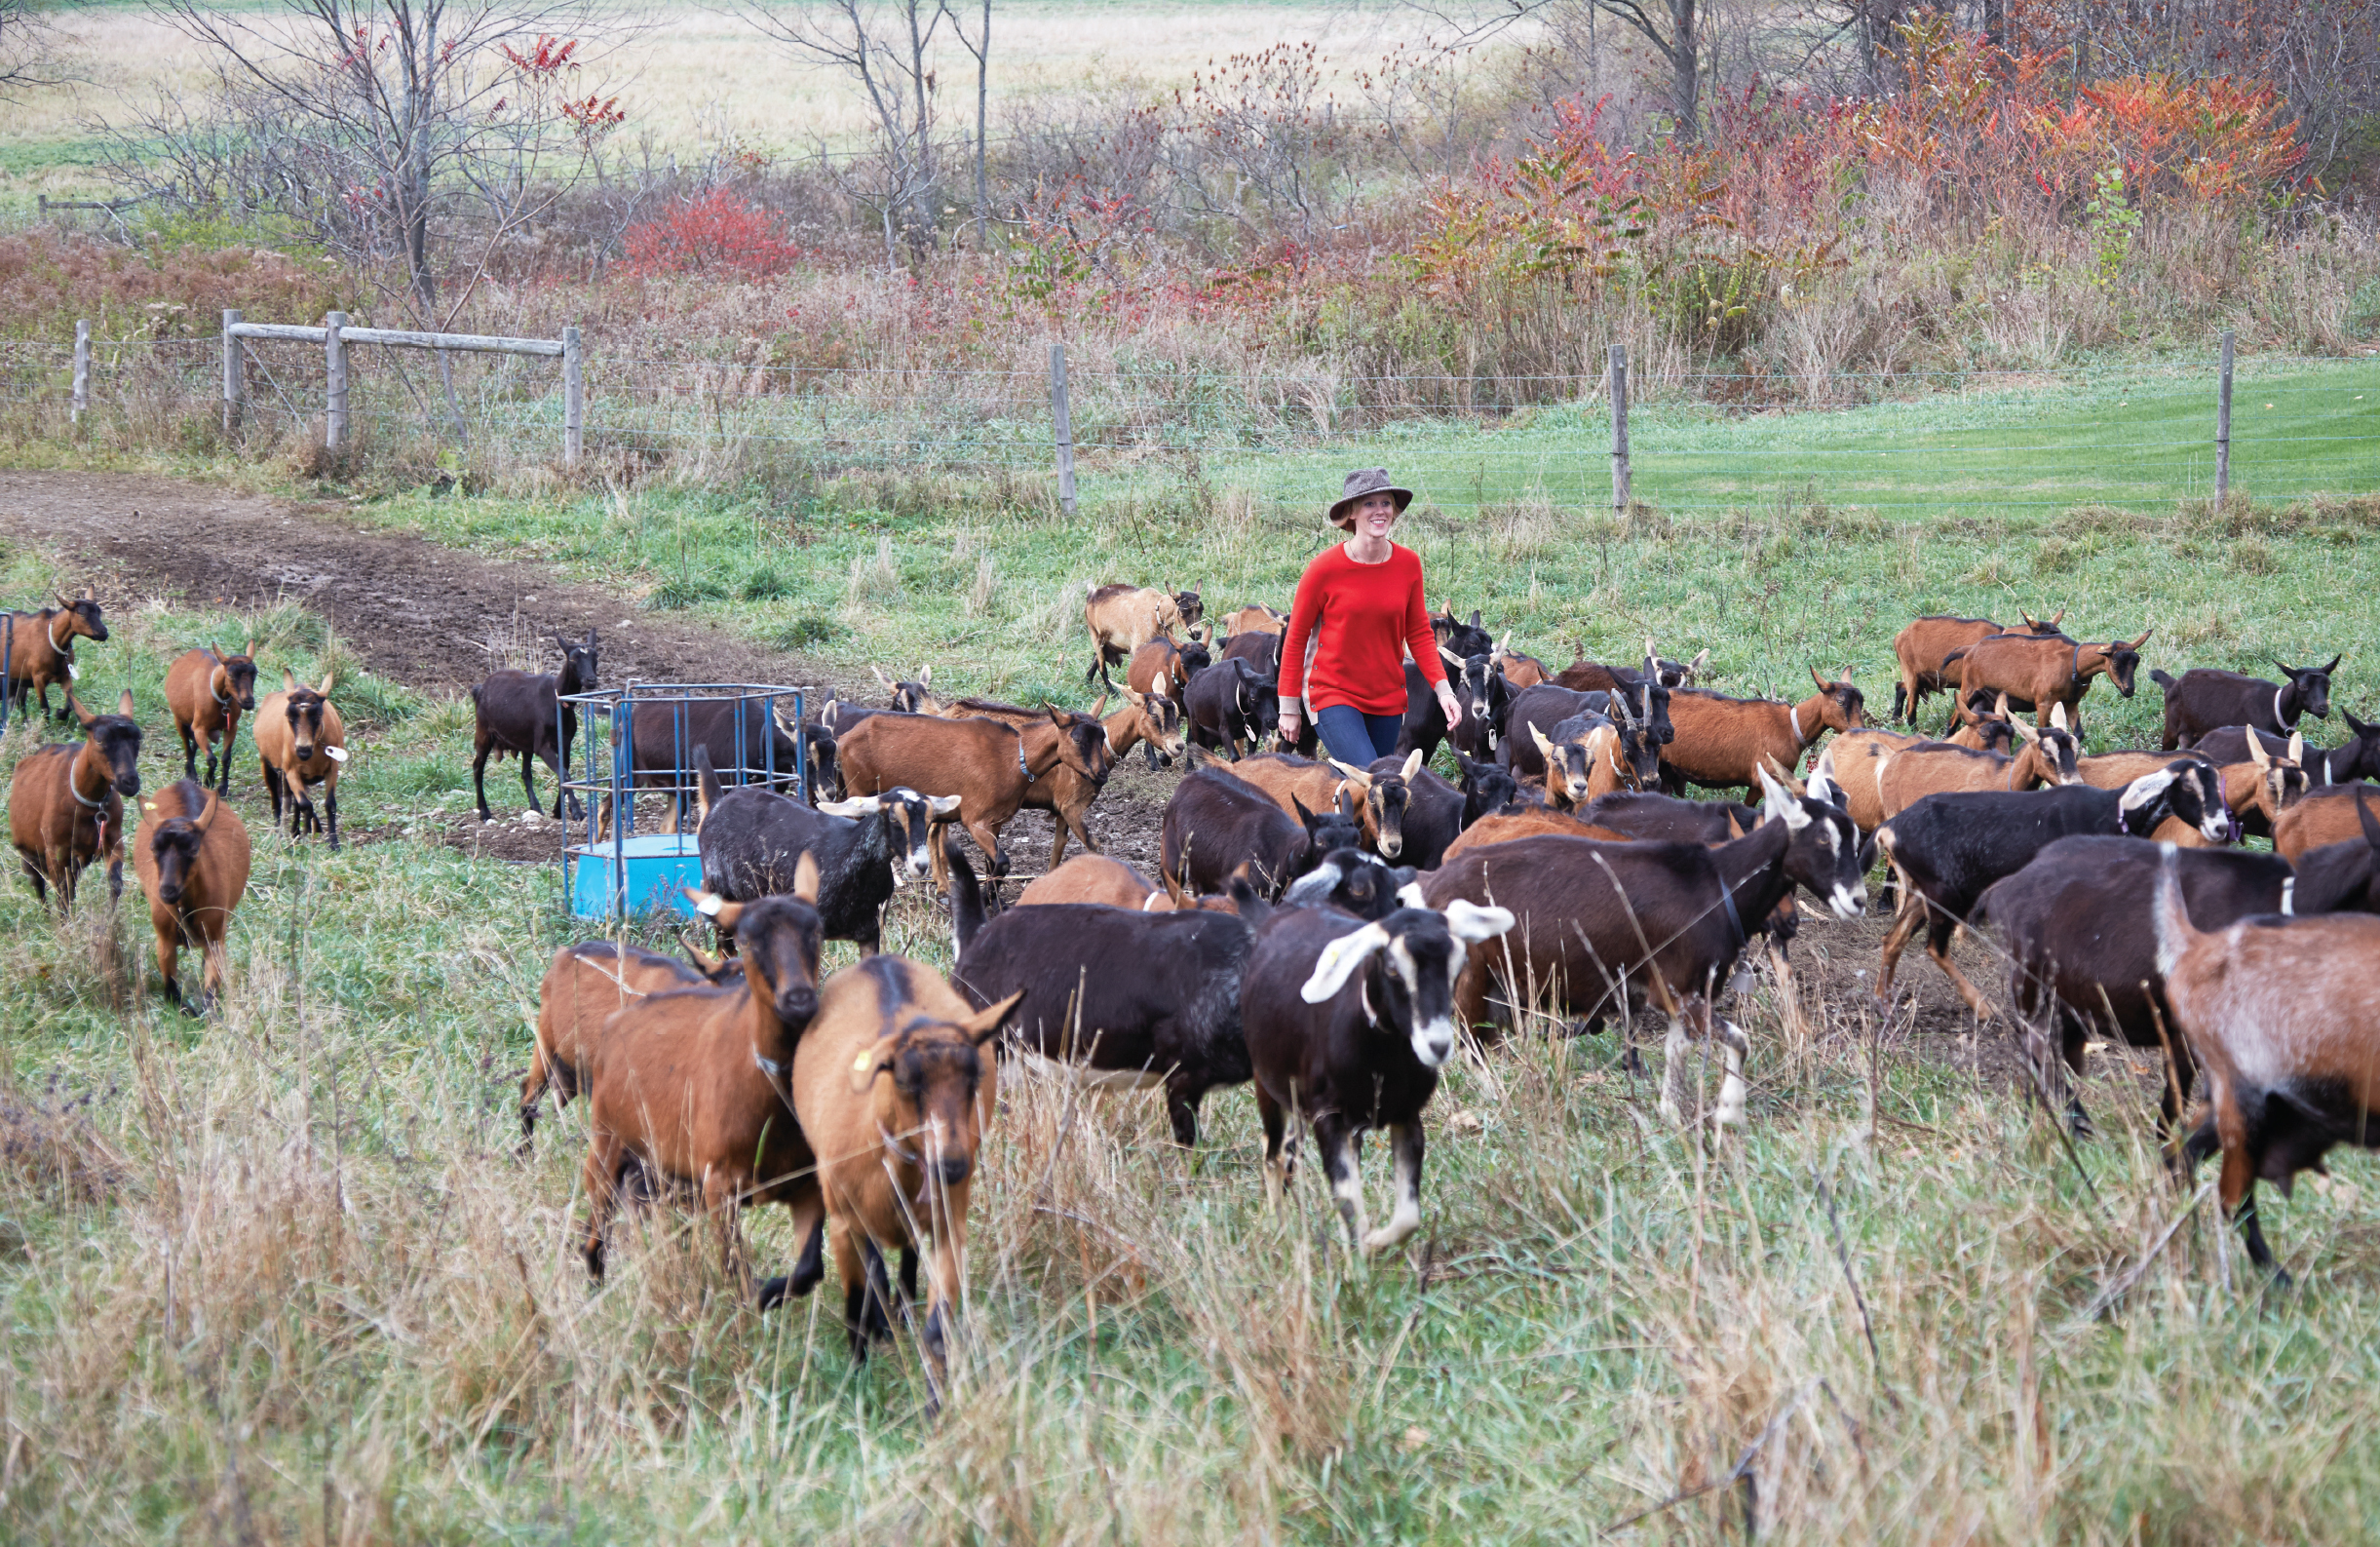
{"left": 752, "top": 1048, "right": 786, "bottom": 1080}
{"left": 1788, "top": 703, "right": 1803, "bottom": 744}
{"left": 48, "top": 613, "right": 69, "bottom": 653}
{"left": 2275, "top": 686, "right": 2288, "bottom": 727}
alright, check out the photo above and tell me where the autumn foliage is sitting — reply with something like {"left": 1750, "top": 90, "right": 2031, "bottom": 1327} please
{"left": 622, "top": 191, "right": 803, "bottom": 279}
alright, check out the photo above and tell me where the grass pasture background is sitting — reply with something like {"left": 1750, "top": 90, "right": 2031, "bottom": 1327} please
{"left": 3, "top": 348, "right": 2380, "bottom": 1537}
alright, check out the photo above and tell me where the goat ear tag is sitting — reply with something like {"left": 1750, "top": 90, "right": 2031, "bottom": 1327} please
{"left": 65, "top": 661, "right": 78, "bottom": 679}
{"left": 325, "top": 745, "right": 348, "bottom": 762}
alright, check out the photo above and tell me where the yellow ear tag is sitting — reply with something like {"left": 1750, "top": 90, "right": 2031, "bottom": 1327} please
{"left": 142, "top": 802, "right": 156, "bottom": 811}
{"left": 853, "top": 1051, "right": 874, "bottom": 1075}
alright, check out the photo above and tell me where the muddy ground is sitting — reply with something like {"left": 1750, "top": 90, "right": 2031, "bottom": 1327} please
{"left": 0, "top": 469, "right": 2167, "bottom": 1110}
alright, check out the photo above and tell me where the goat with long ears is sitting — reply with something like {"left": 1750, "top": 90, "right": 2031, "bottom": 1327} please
{"left": 9, "top": 686, "right": 141, "bottom": 911}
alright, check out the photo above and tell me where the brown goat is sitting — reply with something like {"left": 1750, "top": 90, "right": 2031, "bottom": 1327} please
{"left": 1440, "top": 808, "right": 1630, "bottom": 862}
{"left": 252, "top": 670, "right": 347, "bottom": 848}
{"left": 1874, "top": 711, "right": 2081, "bottom": 819}
{"left": 1017, "top": 854, "right": 1162, "bottom": 909}
{"left": 787, "top": 954, "right": 1018, "bottom": 1389}
{"left": 1494, "top": 640, "right": 1552, "bottom": 690}
{"left": 933, "top": 695, "right": 1142, "bottom": 868}
{"left": 1221, "top": 602, "right": 1286, "bottom": 639}
{"left": 1126, "top": 639, "right": 1190, "bottom": 703}
{"left": 2156, "top": 853, "right": 2380, "bottom": 1278}
{"left": 521, "top": 937, "right": 737, "bottom": 1140}
{"left": 133, "top": 779, "right": 252, "bottom": 1013}
{"left": 3, "top": 590, "right": 108, "bottom": 720}
{"left": 837, "top": 706, "right": 1105, "bottom": 880}
{"left": 1809, "top": 712, "right": 2015, "bottom": 833}
{"left": 1889, "top": 611, "right": 2062, "bottom": 724}
{"left": 9, "top": 688, "right": 141, "bottom": 911}
{"left": 2076, "top": 740, "right": 2302, "bottom": 848}
{"left": 1084, "top": 584, "right": 1185, "bottom": 682}
{"left": 1950, "top": 629, "right": 2149, "bottom": 728}
{"left": 164, "top": 640, "right": 259, "bottom": 796}
{"left": 1661, "top": 670, "right": 1866, "bottom": 793}
{"left": 578, "top": 860, "right": 826, "bottom": 1301}
{"left": 1327, "top": 749, "right": 1426, "bottom": 858}
{"left": 1528, "top": 720, "right": 1643, "bottom": 809}
{"left": 2274, "top": 785, "right": 2380, "bottom": 862}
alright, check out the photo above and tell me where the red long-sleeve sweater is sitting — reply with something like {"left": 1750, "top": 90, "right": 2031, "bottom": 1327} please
{"left": 1278, "top": 542, "right": 1446, "bottom": 715}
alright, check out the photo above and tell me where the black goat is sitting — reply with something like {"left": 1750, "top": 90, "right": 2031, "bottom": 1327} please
{"left": 471, "top": 629, "right": 598, "bottom": 822}
{"left": 606, "top": 693, "right": 812, "bottom": 832}
{"left": 2151, "top": 658, "right": 2338, "bottom": 750}
{"left": 1185, "top": 658, "right": 1278, "bottom": 759}
{"left": 949, "top": 842, "right": 1266, "bottom": 1145}
{"left": 1160, "top": 767, "right": 1354, "bottom": 903}
{"left": 1871, "top": 762, "right": 2228, "bottom": 1020}
{"left": 1281, "top": 846, "right": 1419, "bottom": 919}
{"left": 1438, "top": 647, "right": 1511, "bottom": 762}
{"left": 1976, "top": 817, "right": 2380, "bottom": 1138}
{"left": 2193, "top": 711, "right": 2380, "bottom": 787}
{"left": 1242, "top": 898, "right": 1515, "bottom": 1253}
{"left": 1452, "top": 752, "right": 1519, "bottom": 827}
{"left": 1372, "top": 757, "right": 1465, "bottom": 870}
{"left": 1429, "top": 608, "right": 1495, "bottom": 660}
{"left": 693, "top": 746, "right": 956, "bottom": 952}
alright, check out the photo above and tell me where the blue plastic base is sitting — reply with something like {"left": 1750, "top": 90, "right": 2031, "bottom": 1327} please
{"left": 568, "top": 834, "right": 705, "bottom": 919}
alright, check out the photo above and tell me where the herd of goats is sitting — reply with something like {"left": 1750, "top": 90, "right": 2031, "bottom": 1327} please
{"left": 8, "top": 574, "right": 2380, "bottom": 1396}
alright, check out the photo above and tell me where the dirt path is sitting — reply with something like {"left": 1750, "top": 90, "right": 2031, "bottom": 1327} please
{"left": 0, "top": 470, "right": 846, "bottom": 695}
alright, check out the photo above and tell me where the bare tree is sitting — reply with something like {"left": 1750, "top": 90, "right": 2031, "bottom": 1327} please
{"left": 0, "top": 0, "right": 68, "bottom": 97}
{"left": 741, "top": 0, "right": 954, "bottom": 267}
{"left": 111, "top": 0, "right": 620, "bottom": 322}
{"left": 1421, "top": 0, "right": 1703, "bottom": 135}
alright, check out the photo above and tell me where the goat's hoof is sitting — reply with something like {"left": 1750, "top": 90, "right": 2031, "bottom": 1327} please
{"left": 754, "top": 1275, "right": 790, "bottom": 1311}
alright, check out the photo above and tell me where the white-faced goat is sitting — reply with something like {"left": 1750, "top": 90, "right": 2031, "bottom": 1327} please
{"left": 1240, "top": 900, "right": 1515, "bottom": 1254}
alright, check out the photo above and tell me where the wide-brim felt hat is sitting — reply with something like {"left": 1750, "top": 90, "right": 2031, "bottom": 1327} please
{"left": 1328, "top": 468, "right": 1414, "bottom": 529}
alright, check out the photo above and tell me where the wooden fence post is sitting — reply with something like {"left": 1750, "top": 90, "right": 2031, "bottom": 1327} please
{"left": 221, "top": 309, "right": 243, "bottom": 435}
{"left": 70, "top": 320, "right": 89, "bottom": 425}
{"left": 325, "top": 310, "right": 348, "bottom": 449}
{"left": 562, "top": 325, "right": 584, "bottom": 468}
{"left": 1050, "top": 341, "right": 1077, "bottom": 518}
{"left": 1609, "top": 343, "right": 1631, "bottom": 514}
{"left": 2215, "top": 329, "right": 2235, "bottom": 505}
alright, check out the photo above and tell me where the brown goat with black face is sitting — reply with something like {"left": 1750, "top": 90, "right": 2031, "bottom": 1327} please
{"left": 471, "top": 629, "right": 598, "bottom": 822}
{"left": 133, "top": 779, "right": 252, "bottom": 1014}
{"left": 9, "top": 688, "right": 141, "bottom": 912}
{"left": 939, "top": 692, "right": 1161, "bottom": 864}
{"left": 164, "top": 641, "right": 259, "bottom": 796}
{"left": 1874, "top": 710, "right": 2083, "bottom": 819}
{"left": 1948, "top": 629, "right": 2149, "bottom": 729}
{"left": 253, "top": 670, "right": 347, "bottom": 848}
{"left": 788, "top": 952, "right": 1017, "bottom": 1394}
{"left": 836, "top": 706, "right": 1107, "bottom": 882}
{"left": 1660, "top": 670, "right": 1866, "bottom": 794}
{"left": 3, "top": 590, "right": 108, "bottom": 720}
{"left": 579, "top": 860, "right": 826, "bottom": 1303}
{"left": 1889, "top": 611, "right": 2062, "bottom": 724}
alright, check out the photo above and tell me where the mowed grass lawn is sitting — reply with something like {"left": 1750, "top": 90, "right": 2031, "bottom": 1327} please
{"left": 6, "top": 372, "right": 2380, "bottom": 1539}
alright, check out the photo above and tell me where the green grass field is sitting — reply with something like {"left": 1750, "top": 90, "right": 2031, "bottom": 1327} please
{"left": 5, "top": 367, "right": 2380, "bottom": 1538}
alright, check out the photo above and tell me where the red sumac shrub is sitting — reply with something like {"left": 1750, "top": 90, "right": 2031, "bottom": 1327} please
{"left": 622, "top": 192, "right": 802, "bottom": 278}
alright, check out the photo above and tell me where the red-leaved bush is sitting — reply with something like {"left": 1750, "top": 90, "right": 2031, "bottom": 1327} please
{"left": 622, "top": 192, "right": 802, "bottom": 279}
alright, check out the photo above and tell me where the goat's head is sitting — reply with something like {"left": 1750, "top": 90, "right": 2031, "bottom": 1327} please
{"left": 2118, "top": 759, "right": 2228, "bottom": 843}
{"left": 1125, "top": 681, "right": 1186, "bottom": 764}
{"left": 852, "top": 991, "right": 1019, "bottom": 1189}
{"left": 1603, "top": 696, "right": 1663, "bottom": 786}
{"left": 1289, "top": 793, "right": 1365, "bottom": 880}
{"left": 2010, "top": 703, "right": 2083, "bottom": 784}
{"left": 1644, "top": 638, "right": 1707, "bottom": 690}
{"left": 211, "top": 640, "right": 259, "bottom": 711}
{"left": 1281, "top": 847, "right": 1416, "bottom": 920}
{"left": 2276, "top": 654, "right": 2340, "bottom": 719}
{"left": 871, "top": 662, "right": 936, "bottom": 714}
{"left": 691, "top": 853, "right": 826, "bottom": 1030}
{"left": 1757, "top": 766, "right": 1866, "bottom": 921}
{"left": 277, "top": 669, "right": 336, "bottom": 764}
{"left": 820, "top": 787, "right": 959, "bottom": 886}
{"left": 1172, "top": 589, "right": 1204, "bottom": 631}
{"left": 52, "top": 591, "right": 107, "bottom": 644}
{"left": 70, "top": 687, "right": 143, "bottom": 797}
{"left": 2020, "top": 607, "right": 2067, "bottom": 636}
{"left": 1175, "top": 640, "right": 1212, "bottom": 686}
{"left": 1807, "top": 667, "right": 1867, "bottom": 730}
{"left": 1299, "top": 901, "right": 1515, "bottom": 1068}
{"left": 558, "top": 628, "right": 599, "bottom": 689}
{"left": 2245, "top": 730, "right": 2311, "bottom": 820}
{"left": 2340, "top": 708, "right": 2380, "bottom": 783}
{"left": 801, "top": 725, "right": 843, "bottom": 802}
{"left": 144, "top": 785, "right": 221, "bottom": 906}
{"left": 1432, "top": 608, "right": 1494, "bottom": 660}
{"left": 1440, "top": 647, "right": 1505, "bottom": 747}
{"left": 1452, "top": 752, "right": 1518, "bottom": 824}
{"left": 1046, "top": 704, "right": 1114, "bottom": 783}
{"left": 2092, "top": 632, "right": 2151, "bottom": 696}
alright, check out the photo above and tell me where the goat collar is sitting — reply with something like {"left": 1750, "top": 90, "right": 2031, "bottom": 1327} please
{"left": 2275, "top": 686, "right": 2290, "bottom": 727}
{"left": 48, "top": 613, "right": 70, "bottom": 654}
{"left": 1787, "top": 703, "right": 1802, "bottom": 745}
{"left": 212, "top": 671, "right": 236, "bottom": 709}
{"left": 1717, "top": 877, "right": 1746, "bottom": 948}
{"left": 1015, "top": 730, "right": 1031, "bottom": 779}
{"left": 752, "top": 1047, "right": 786, "bottom": 1082}
{"left": 68, "top": 769, "right": 108, "bottom": 812}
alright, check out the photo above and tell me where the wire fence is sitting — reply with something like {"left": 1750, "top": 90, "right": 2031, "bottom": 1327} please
{"left": 4, "top": 326, "right": 2373, "bottom": 518}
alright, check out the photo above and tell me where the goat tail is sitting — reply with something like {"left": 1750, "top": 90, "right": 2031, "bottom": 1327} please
{"left": 1939, "top": 646, "right": 1971, "bottom": 668}
{"left": 692, "top": 744, "right": 720, "bottom": 832}
{"left": 944, "top": 831, "right": 988, "bottom": 953}
{"left": 2150, "top": 847, "right": 2197, "bottom": 980}
{"left": 2149, "top": 668, "right": 2178, "bottom": 691}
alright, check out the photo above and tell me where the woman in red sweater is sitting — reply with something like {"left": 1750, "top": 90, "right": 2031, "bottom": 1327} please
{"left": 1277, "top": 469, "right": 1462, "bottom": 766}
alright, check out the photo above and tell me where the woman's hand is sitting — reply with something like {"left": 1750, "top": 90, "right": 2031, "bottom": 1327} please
{"left": 1278, "top": 707, "right": 1302, "bottom": 745}
{"left": 1438, "top": 684, "right": 1464, "bottom": 728}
